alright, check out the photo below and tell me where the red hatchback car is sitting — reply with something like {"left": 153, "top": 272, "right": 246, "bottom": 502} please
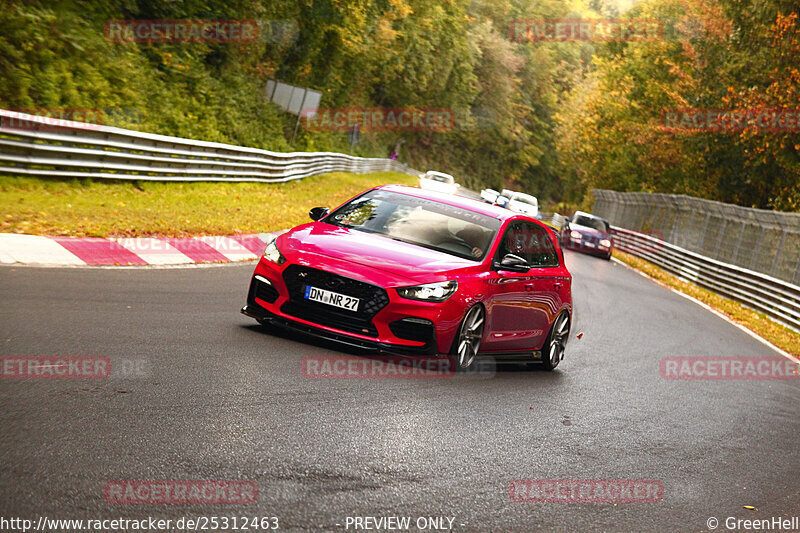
{"left": 242, "top": 185, "right": 573, "bottom": 370}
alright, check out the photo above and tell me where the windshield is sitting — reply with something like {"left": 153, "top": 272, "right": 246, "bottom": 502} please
{"left": 326, "top": 189, "right": 500, "bottom": 260}
{"left": 573, "top": 215, "right": 609, "bottom": 232}
{"left": 514, "top": 196, "right": 537, "bottom": 206}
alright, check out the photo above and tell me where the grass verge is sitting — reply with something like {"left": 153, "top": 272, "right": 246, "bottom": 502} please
{"left": 0, "top": 172, "right": 416, "bottom": 237}
{"left": 613, "top": 250, "right": 800, "bottom": 358}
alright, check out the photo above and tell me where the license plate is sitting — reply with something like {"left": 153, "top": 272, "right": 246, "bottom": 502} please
{"left": 304, "top": 285, "right": 360, "bottom": 311}
{"left": 585, "top": 241, "right": 596, "bottom": 248}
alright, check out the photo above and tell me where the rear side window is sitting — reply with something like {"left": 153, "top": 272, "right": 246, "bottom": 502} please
{"left": 497, "top": 221, "right": 559, "bottom": 267}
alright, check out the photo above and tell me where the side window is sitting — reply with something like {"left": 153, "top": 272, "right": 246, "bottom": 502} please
{"left": 498, "top": 222, "right": 559, "bottom": 267}
{"left": 496, "top": 222, "right": 522, "bottom": 261}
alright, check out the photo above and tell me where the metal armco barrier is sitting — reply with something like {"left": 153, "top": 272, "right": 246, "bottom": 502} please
{"left": 611, "top": 226, "right": 800, "bottom": 332}
{"left": 0, "top": 109, "right": 415, "bottom": 182}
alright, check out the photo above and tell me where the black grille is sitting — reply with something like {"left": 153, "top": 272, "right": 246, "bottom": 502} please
{"left": 389, "top": 318, "right": 435, "bottom": 344}
{"left": 281, "top": 265, "right": 389, "bottom": 337}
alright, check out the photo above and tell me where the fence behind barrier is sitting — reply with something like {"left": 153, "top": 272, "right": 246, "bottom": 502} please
{"left": 591, "top": 190, "right": 800, "bottom": 286}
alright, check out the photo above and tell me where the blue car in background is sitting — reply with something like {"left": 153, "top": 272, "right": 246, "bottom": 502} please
{"left": 559, "top": 211, "right": 613, "bottom": 260}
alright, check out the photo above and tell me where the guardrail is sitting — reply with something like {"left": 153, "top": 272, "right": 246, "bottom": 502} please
{"left": 0, "top": 109, "right": 415, "bottom": 182}
{"left": 550, "top": 215, "right": 799, "bottom": 332}
{"left": 613, "top": 227, "right": 800, "bottom": 332}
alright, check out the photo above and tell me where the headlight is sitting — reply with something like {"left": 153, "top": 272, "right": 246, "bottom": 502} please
{"left": 263, "top": 239, "right": 285, "bottom": 265}
{"left": 396, "top": 280, "right": 457, "bottom": 302}
{"left": 570, "top": 230, "right": 582, "bottom": 239}
{"left": 599, "top": 239, "right": 611, "bottom": 248}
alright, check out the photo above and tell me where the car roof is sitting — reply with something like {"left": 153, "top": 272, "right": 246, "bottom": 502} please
{"left": 378, "top": 184, "right": 523, "bottom": 221}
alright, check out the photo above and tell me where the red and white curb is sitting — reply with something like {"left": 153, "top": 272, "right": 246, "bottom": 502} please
{"left": 0, "top": 232, "right": 281, "bottom": 266}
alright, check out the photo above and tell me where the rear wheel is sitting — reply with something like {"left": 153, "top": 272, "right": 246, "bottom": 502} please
{"left": 541, "top": 312, "right": 569, "bottom": 371}
{"left": 450, "top": 305, "right": 485, "bottom": 370}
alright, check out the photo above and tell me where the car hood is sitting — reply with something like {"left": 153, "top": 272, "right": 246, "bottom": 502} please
{"left": 278, "top": 223, "right": 481, "bottom": 284}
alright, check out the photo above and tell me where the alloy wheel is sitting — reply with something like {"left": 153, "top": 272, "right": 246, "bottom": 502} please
{"left": 544, "top": 312, "right": 569, "bottom": 369}
{"left": 455, "top": 305, "right": 485, "bottom": 369}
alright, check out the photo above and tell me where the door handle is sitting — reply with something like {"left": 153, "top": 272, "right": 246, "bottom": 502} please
{"left": 553, "top": 282, "right": 562, "bottom": 291}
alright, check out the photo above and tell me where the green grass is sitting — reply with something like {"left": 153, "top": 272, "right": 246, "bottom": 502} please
{"left": 614, "top": 250, "right": 800, "bottom": 358}
{"left": 0, "top": 172, "right": 416, "bottom": 237}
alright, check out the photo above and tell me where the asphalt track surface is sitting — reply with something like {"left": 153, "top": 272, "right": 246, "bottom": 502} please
{"left": 1, "top": 250, "right": 799, "bottom": 532}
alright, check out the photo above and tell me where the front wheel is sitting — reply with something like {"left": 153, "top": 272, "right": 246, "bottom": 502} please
{"left": 541, "top": 311, "right": 569, "bottom": 371}
{"left": 450, "top": 305, "right": 485, "bottom": 370}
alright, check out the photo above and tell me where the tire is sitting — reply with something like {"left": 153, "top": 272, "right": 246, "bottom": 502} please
{"left": 541, "top": 311, "right": 569, "bottom": 371}
{"left": 450, "top": 305, "right": 485, "bottom": 370}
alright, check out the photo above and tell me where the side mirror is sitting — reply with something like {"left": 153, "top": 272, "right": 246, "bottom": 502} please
{"left": 564, "top": 216, "right": 571, "bottom": 223}
{"left": 309, "top": 207, "right": 329, "bottom": 221}
{"left": 494, "top": 254, "right": 530, "bottom": 273}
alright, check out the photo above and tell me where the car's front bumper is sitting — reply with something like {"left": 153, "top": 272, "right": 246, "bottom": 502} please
{"left": 564, "top": 237, "right": 612, "bottom": 257}
{"left": 243, "top": 258, "right": 464, "bottom": 355}
{"left": 241, "top": 303, "right": 438, "bottom": 355}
